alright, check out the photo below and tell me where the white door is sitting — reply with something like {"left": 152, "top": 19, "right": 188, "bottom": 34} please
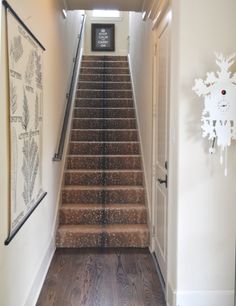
{"left": 152, "top": 18, "right": 170, "bottom": 284}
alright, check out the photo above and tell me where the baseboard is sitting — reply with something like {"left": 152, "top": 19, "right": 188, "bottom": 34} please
{"left": 24, "top": 236, "right": 55, "bottom": 306}
{"left": 127, "top": 53, "right": 152, "bottom": 241}
{"left": 167, "top": 284, "right": 234, "bottom": 306}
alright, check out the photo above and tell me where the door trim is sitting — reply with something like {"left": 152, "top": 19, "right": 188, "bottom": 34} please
{"left": 151, "top": 7, "right": 172, "bottom": 295}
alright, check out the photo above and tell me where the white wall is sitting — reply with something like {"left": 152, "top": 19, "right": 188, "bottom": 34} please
{"left": 128, "top": 12, "right": 154, "bottom": 223}
{"left": 84, "top": 10, "right": 129, "bottom": 55}
{"left": 129, "top": 2, "right": 236, "bottom": 306}
{"left": 172, "top": 1, "right": 236, "bottom": 305}
{"left": 0, "top": 1, "right": 83, "bottom": 306}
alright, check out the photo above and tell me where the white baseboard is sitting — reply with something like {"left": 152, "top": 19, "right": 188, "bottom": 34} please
{"left": 24, "top": 237, "right": 55, "bottom": 306}
{"left": 167, "top": 284, "right": 234, "bottom": 306}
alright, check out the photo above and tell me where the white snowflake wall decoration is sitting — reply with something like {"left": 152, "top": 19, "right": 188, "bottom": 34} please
{"left": 192, "top": 53, "right": 236, "bottom": 176}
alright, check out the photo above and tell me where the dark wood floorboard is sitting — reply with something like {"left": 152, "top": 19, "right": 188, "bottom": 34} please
{"left": 36, "top": 248, "right": 166, "bottom": 306}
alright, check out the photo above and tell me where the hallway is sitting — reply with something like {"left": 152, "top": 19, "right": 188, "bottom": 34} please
{"left": 1, "top": 1, "right": 236, "bottom": 306}
{"left": 36, "top": 248, "right": 166, "bottom": 306}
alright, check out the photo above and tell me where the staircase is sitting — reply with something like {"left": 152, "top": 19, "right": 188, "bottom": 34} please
{"left": 56, "top": 56, "right": 149, "bottom": 248}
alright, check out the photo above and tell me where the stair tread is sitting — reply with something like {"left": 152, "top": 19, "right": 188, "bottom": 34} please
{"left": 76, "top": 98, "right": 133, "bottom": 100}
{"left": 71, "top": 129, "right": 137, "bottom": 131}
{"left": 60, "top": 203, "right": 146, "bottom": 209}
{"left": 58, "top": 224, "right": 149, "bottom": 233}
{"left": 69, "top": 141, "right": 139, "bottom": 144}
{"left": 77, "top": 89, "right": 132, "bottom": 91}
{"left": 78, "top": 81, "right": 131, "bottom": 83}
{"left": 65, "top": 169, "right": 142, "bottom": 173}
{"left": 80, "top": 74, "right": 130, "bottom": 76}
{"left": 62, "top": 185, "right": 144, "bottom": 190}
{"left": 73, "top": 118, "right": 135, "bottom": 120}
{"left": 74, "top": 108, "right": 135, "bottom": 110}
{"left": 68, "top": 154, "right": 141, "bottom": 157}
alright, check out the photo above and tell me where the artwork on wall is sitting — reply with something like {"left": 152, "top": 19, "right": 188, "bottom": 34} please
{"left": 91, "top": 23, "right": 115, "bottom": 51}
{"left": 3, "top": 1, "right": 47, "bottom": 244}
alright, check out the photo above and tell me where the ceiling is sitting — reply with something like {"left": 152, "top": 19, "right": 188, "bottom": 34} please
{"left": 65, "top": 0, "right": 145, "bottom": 12}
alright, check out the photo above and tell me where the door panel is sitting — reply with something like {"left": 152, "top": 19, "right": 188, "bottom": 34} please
{"left": 153, "top": 20, "right": 170, "bottom": 284}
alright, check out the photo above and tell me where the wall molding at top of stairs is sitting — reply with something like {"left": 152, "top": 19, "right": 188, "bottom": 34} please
{"left": 142, "top": 0, "right": 170, "bottom": 28}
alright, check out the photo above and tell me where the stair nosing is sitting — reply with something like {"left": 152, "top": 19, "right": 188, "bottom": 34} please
{"left": 78, "top": 81, "right": 131, "bottom": 84}
{"left": 73, "top": 118, "right": 136, "bottom": 120}
{"left": 62, "top": 185, "right": 145, "bottom": 190}
{"left": 71, "top": 128, "right": 137, "bottom": 131}
{"left": 67, "top": 154, "right": 141, "bottom": 157}
{"left": 70, "top": 141, "right": 139, "bottom": 144}
{"left": 77, "top": 89, "right": 132, "bottom": 92}
{"left": 73, "top": 107, "right": 135, "bottom": 110}
{"left": 64, "top": 169, "right": 142, "bottom": 173}
{"left": 60, "top": 203, "right": 146, "bottom": 209}
{"left": 75, "top": 98, "right": 133, "bottom": 100}
{"left": 58, "top": 224, "right": 149, "bottom": 231}
{"left": 79, "top": 74, "right": 131, "bottom": 77}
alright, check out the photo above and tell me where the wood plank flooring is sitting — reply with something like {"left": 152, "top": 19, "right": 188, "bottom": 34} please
{"left": 36, "top": 248, "right": 166, "bottom": 306}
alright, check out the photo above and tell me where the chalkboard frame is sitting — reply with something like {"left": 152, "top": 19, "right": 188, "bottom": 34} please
{"left": 91, "top": 23, "right": 115, "bottom": 52}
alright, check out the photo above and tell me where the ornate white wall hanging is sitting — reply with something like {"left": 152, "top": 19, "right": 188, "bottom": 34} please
{"left": 192, "top": 53, "right": 236, "bottom": 176}
{"left": 3, "top": 1, "right": 47, "bottom": 244}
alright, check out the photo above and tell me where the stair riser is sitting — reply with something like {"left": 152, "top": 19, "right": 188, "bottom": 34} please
{"left": 73, "top": 119, "right": 136, "bottom": 129}
{"left": 69, "top": 143, "right": 140, "bottom": 155}
{"left": 81, "top": 61, "right": 129, "bottom": 68}
{"left": 66, "top": 156, "right": 142, "bottom": 170}
{"left": 64, "top": 172, "right": 143, "bottom": 186}
{"left": 80, "top": 68, "right": 129, "bottom": 75}
{"left": 73, "top": 108, "right": 135, "bottom": 118}
{"left": 78, "top": 82, "right": 132, "bottom": 90}
{"left": 75, "top": 99, "right": 134, "bottom": 108}
{"left": 71, "top": 130, "right": 138, "bottom": 141}
{"left": 59, "top": 207, "right": 147, "bottom": 225}
{"left": 79, "top": 75, "right": 131, "bottom": 82}
{"left": 62, "top": 189, "right": 145, "bottom": 204}
{"left": 77, "top": 90, "right": 132, "bottom": 99}
{"left": 83, "top": 56, "right": 127, "bottom": 61}
{"left": 56, "top": 230, "right": 149, "bottom": 248}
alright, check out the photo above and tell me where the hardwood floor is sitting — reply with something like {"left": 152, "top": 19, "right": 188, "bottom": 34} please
{"left": 36, "top": 248, "right": 166, "bottom": 306}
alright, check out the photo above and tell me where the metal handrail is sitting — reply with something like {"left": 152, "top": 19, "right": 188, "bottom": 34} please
{"left": 53, "top": 14, "right": 86, "bottom": 161}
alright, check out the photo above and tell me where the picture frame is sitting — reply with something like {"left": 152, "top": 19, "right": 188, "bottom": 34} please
{"left": 91, "top": 23, "right": 115, "bottom": 52}
{"left": 3, "top": 0, "right": 47, "bottom": 245}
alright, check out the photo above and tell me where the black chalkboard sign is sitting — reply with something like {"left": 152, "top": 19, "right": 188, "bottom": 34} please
{"left": 92, "top": 24, "right": 115, "bottom": 52}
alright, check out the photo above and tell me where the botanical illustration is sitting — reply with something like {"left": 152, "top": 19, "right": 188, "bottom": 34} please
{"left": 10, "top": 81, "right": 17, "bottom": 114}
{"left": 6, "top": 9, "right": 45, "bottom": 234}
{"left": 10, "top": 35, "right": 23, "bottom": 64}
{"left": 35, "top": 94, "right": 39, "bottom": 130}
{"left": 35, "top": 52, "right": 42, "bottom": 88}
{"left": 25, "top": 50, "right": 35, "bottom": 86}
{"left": 21, "top": 137, "right": 39, "bottom": 206}
{"left": 22, "top": 90, "right": 29, "bottom": 131}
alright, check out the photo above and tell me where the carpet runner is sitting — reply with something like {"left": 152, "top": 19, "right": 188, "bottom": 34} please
{"left": 56, "top": 55, "right": 149, "bottom": 248}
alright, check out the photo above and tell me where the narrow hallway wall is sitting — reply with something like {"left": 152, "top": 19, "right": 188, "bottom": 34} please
{"left": 172, "top": 0, "right": 236, "bottom": 305}
{"left": 0, "top": 1, "right": 83, "bottom": 306}
{"left": 128, "top": 12, "right": 153, "bottom": 217}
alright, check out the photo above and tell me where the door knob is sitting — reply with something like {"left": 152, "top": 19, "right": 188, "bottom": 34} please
{"left": 157, "top": 175, "right": 168, "bottom": 188}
